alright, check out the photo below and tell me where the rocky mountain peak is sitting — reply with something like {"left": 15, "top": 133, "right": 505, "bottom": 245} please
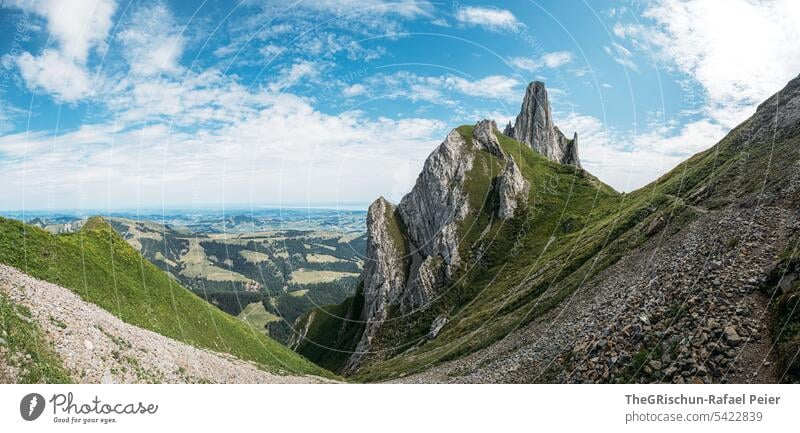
{"left": 346, "top": 119, "right": 533, "bottom": 371}
{"left": 473, "top": 119, "right": 505, "bottom": 159}
{"left": 506, "top": 81, "right": 581, "bottom": 167}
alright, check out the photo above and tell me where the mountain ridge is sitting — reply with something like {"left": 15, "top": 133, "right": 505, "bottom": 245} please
{"left": 294, "top": 75, "right": 800, "bottom": 383}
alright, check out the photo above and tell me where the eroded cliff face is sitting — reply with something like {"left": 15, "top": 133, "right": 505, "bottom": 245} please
{"left": 345, "top": 120, "right": 528, "bottom": 371}
{"left": 497, "top": 157, "right": 529, "bottom": 219}
{"left": 505, "top": 81, "right": 582, "bottom": 167}
{"left": 397, "top": 129, "right": 475, "bottom": 274}
{"left": 345, "top": 197, "right": 409, "bottom": 372}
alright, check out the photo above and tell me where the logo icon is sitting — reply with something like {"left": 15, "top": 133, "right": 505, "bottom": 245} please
{"left": 20, "top": 393, "right": 45, "bottom": 421}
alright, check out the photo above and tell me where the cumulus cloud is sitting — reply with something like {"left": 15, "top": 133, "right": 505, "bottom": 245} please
{"left": 620, "top": 0, "right": 800, "bottom": 129}
{"left": 118, "top": 1, "right": 185, "bottom": 76}
{"left": 6, "top": 0, "right": 116, "bottom": 102}
{"left": 9, "top": 0, "right": 116, "bottom": 63}
{"left": 454, "top": 6, "right": 521, "bottom": 31}
{"left": 542, "top": 51, "right": 574, "bottom": 68}
{"left": 557, "top": 113, "right": 727, "bottom": 192}
{"left": 342, "top": 84, "right": 367, "bottom": 97}
{"left": 16, "top": 50, "right": 93, "bottom": 101}
{"left": 574, "top": 0, "right": 800, "bottom": 193}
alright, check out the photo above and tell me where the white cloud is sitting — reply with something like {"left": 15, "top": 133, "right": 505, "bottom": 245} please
{"left": 277, "top": 0, "right": 433, "bottom": 18}
{"left": 5, "top": 0, "right": 116, "bottom": 102}
{"left": 7, "top": 0, "right": 116, "bottom": 63}
{"left": 604, "top": 42, "right": 638, "bottom": 72}
{"left": 342, "top": 84, "right": 367, "bottom": 97}
{"left": 16, "top": 50, "right": 92, "bottom": 101}
{"left": 106, "top": 67, "right": 277, "bottom": 127}
{"left": 582, "top": 0, "right": 800, "bottom": 194}
{"left": 0, "top": 92, "right": 447, "bottom": 209}
{"left": 542, "top": 51, "right": 574, "bottom": 68}
{"left": 557, "top": 112, "right": 727, "bottom": 192}
{"left": 444, "top": 75, "right": 519, "bottom": 99}
{"left": 508, "top": 57, "right": 540, "bottom": 72}
{"left": 259, "top": 44, "right": 283, "bottom": 59}
{"left": 118, "top": 2, "right": 185, "bottom": 76}
{"left": 359, "top": 72, "right": 520, "bottom": 105}
{"left": 454, "top": 6, "right": 521, "bottom": 31}
{"left": 268, "top": 60, "right": 322, "bottom": 92}
{"left": 621, "top": 0, "right": 800, "bottom": 129}
{"left": 508, "top": 51, "right": 575, "bottom": 72}
{"left": 430, "top": 17, "right": 450, "bottom": 27}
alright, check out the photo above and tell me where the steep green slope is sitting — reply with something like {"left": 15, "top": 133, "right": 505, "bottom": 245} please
{"left": 292, "top": 288, "right": 366, "bottom": 373}
{"left": 305, "top": 84, "right": 800, "bottom": 381}
{"left": 0, "top": 217, "right": 334, "bottom": 379}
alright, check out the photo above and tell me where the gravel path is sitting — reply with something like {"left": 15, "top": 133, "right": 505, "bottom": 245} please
{"left": 0, "top": 264, "right": 331, "bottom": 384}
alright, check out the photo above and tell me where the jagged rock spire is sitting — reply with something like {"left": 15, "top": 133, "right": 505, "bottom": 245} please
{"left": 506, "top": 81, "right": 581, "bottom": 167}
{"left": 473, "top": 119, "right": 505, "bottom": 159}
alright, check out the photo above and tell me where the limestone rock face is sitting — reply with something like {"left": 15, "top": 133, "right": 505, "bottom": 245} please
{"left": 503, "top": 121, "right": 514, "bottom": 137}
{"left": 346, "top": 120, "right": 533, "bottom": 371}
{"left": 428, "top": 316, "right": 449, "bottom": 340}
{"left": 398, "top": 129, "right": 474, "bottom": 272}
{"left": 473, "top": 119, "right": 505, "bottom": 159}
{"left": 497, "top": 157, "right": 530, "bottom": 219}
{"left": 346, "top": 128, "right": 477, "bottom": 370}
{"left": 402, "top": 254, "right": 444, "bottom": 310}
{"left": 345, "top": 197, "right": 409, "bottom": 372}
{"left": 361, "top": 198, "right": 408, "bottom": 325}
{"left": 555, "top": 127, "right": 581, "bottom": 167}
{"left": 507, "top": 81, "right": 581, "bottom": 167}
{"left": 510, "top": 81, "right": 559, "bottom": 160}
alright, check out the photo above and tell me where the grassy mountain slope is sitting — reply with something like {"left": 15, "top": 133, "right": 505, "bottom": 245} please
{"left": 352, "top": 127, "right": 658, "bottom": 381}
{"left": 297, "top": 74, "right": 800, "bottom": 381}
{"left": 296, "top": 122, "right": 748, "bottom": 380}
{"left": 0, "top": 216, "right": 334, "bottom": 379}
{"left": 295, "top": 125, "right": 653, "bottom": 377}
{"left": 292, "top": 288, "right": 366, "bottom": 373}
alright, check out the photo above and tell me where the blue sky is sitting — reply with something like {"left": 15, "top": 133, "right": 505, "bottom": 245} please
{"left": 1, "top": 0, "right": 799, "bottom": 211}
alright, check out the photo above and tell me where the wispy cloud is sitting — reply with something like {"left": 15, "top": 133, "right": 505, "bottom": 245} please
{"left": 604, "top": 42, "right": 638, "bottom": 72}
{"left": 7, "top": 0, "right": 117, "bottom": 102}
{"left": 359, "top": 71, "right": 521, "bottom": 104}
{"left": 454, "top": 6, "right": 521, "bottom": 32}
{"left": 558, "top": 112, "right": 727, "bottom": 192}
{"left": 508, "top": 51, "right": 575, "bottom": 72}
{"left": 268, "top": 0, "right": 434, "bottom": 18}
{"left": 118, "top": 1, "right": 185, "bottom": 77}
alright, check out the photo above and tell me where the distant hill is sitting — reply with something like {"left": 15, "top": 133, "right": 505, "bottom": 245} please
{"left": 0, "top": 216, "right": 335, "bottom": 380}
{"left": 106, "top": 216, "right": 366, "bottom": 344}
